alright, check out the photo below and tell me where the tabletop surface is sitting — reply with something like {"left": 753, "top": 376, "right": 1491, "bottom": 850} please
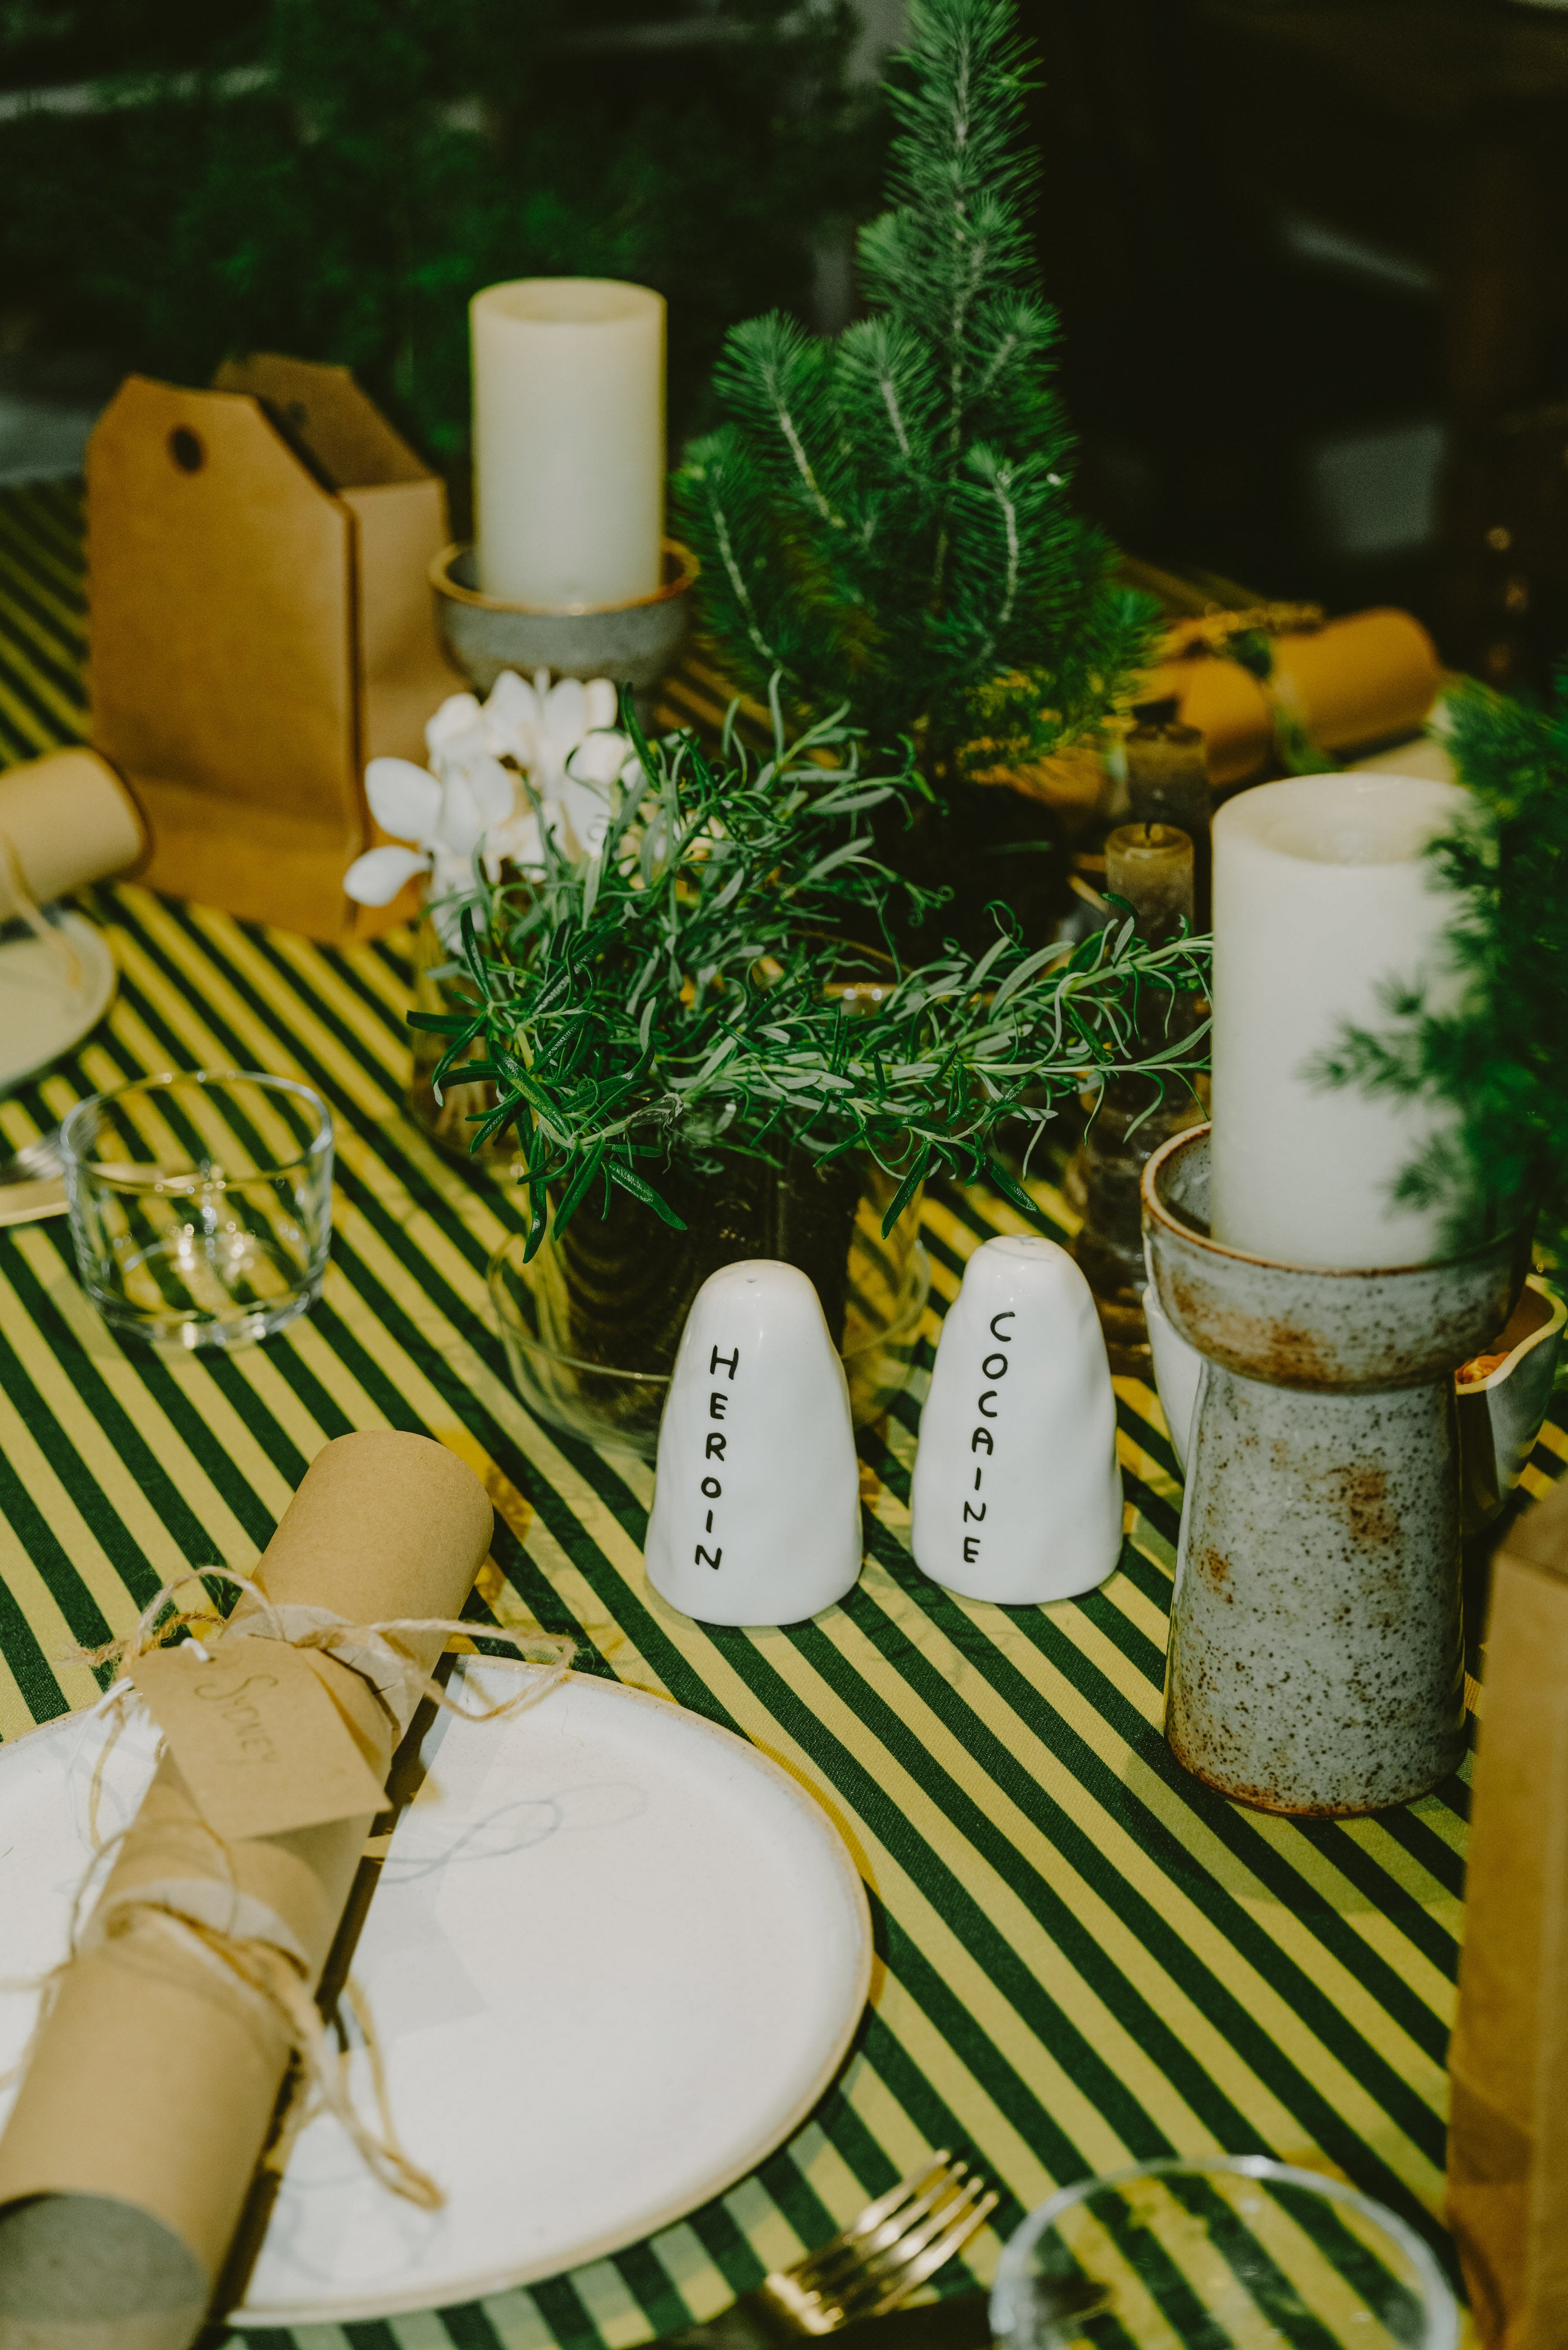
{"left": 1, "top": 478, "right": 1560, "bottom": 2349}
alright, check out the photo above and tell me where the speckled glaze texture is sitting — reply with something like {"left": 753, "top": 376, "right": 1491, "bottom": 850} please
{"left": 432, "top": 542, "right": 694, "bottom": 699}
{"left": 1143, "top": 1126, "right": 1526, "bottom": 1815}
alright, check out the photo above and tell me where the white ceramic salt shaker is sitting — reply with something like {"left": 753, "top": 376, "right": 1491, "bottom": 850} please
{"left": 910, "top": 1234, "right": 1122, "bottom": 1604}
{"left": 646, "top": 1260, "right": 862, "bottom": 1626}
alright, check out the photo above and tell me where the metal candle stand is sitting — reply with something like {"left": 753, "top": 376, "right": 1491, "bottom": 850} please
{"left": 1142, "top": 1125, "right": 1525, "bottom": 1817}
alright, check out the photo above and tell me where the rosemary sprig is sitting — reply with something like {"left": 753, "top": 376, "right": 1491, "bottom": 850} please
{"left": 418, "top": 697, "right": 1211, "bottom": 1255}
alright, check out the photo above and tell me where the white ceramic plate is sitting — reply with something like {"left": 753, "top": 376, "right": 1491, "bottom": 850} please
{"left": 0, "top": 1664, "right": 872, "bottom": 2322}
{"left": 0, "top": 911, "right": 116, "bottom": 1094}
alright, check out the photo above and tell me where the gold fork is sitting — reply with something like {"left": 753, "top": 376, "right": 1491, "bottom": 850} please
{"left": 671, "top": 2153, "right": 999, "bottom": 2346}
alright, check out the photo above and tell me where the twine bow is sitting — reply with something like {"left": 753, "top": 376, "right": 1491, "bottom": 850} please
{"left": 8, "top": 1566, "right": 578, "bottom": 2210}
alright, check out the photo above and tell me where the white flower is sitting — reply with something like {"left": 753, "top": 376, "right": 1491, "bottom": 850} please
{"left": 345, "top": 669, "right": 642, "bottom": 908}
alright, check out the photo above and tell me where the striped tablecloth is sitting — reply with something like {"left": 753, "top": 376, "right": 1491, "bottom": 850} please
{"left": 1, "top": 478, "right": 1558, "bottom": 2349}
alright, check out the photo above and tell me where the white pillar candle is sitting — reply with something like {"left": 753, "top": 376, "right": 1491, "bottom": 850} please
{"left": 1210, "top": 771, "right": 1466, "bottom": 1269}
{"left": 471, "top": 278, "right": 664, "bottom": 609}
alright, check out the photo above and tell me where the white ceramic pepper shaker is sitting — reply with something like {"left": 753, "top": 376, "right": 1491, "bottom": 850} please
{"left": 646, "top": 1260, "right": 862, "bottom": 1626}
{"left": 911, "top": 1234, "right": 1122, "bottom": 1604}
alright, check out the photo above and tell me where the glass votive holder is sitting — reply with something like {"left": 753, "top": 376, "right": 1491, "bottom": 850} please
{"left": 989, "top": 2157, "right": 1458, "bottom": 2350}
{"left": 61, "top": 1071, "right": 334, "bottom": 1349}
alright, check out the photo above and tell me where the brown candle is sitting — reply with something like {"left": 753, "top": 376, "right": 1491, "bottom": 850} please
{"left": 1104, "top": 822, "right": 1194, "bottom": 945}
{"left": 1125, "top": 703, "right": 1211, "bottom": 923}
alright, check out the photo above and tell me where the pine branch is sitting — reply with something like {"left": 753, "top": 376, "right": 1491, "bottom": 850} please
{"left": 1320, "top": 674, "right": 1568, "bottom": 1258}
{"left": 674, "top": 0, "right": 1158, "bottom": 787}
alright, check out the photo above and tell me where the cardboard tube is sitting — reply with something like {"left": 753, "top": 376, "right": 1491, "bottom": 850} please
{"left": 0, "top": 1432, "right": 493, "bottom": 2350}
{"left": 0, "top": 750, "right": 146, "bottom": 922}
{"left": 1271, "top": 608, "right": 1439, "bottom": 754}
{"left": 1140, "top": 608, "right": 1442, "bottom": 790}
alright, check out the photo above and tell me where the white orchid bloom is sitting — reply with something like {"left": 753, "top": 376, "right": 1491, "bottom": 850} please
{"left": 345, "top": 669, "right": 637, "bottom": 906}
{"left": 344, "top": 751, "right": 517, "bottom": 905}
{"left": 481, "top": 670, "right": 543, "bottom": 768}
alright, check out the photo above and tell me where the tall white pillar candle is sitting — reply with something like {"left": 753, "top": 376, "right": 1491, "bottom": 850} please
{"left": 1210, "top": 771, "right": 1466, "bottom": 1269}
{"left": 471, "top": 278, "right": 664, "bottom": 609}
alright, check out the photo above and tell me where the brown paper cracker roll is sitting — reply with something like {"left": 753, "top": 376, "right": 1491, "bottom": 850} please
{"left": 0, "top": 750, "right": 146, "bottom": 923}
{"left": 0, "top": 1430, "right": 494, "bottom": 2350}
{"left": 1141, "top": 608, "right": 1441, "bottom": 789}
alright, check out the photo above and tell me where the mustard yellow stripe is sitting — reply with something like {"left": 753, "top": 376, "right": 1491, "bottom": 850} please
{"left": 0, "top": 1622, "right": 42, "bottom": 1741}
{"left": 0, "top": 568, "right": 83, "bottom": 681}
{"left": 334, "top": 925, "right": 417, "bottom": 1022}
{"left": 104, "top": 912, "right": 521, "bottom": 1307}
{"left": 1117, "top": 1420, "right": 1181, "bottom": 1509}
{"left": 0, "top": 1472, "right": 103, "bottom": 1715}
{"left": 567, "top": 2260, "right": 666, "bottom": 2348}
{"left": 475, "top": 2291, "right": 560, "bottom": 2350}
{"left": 642, "top": 2218, "right": 751, "bottom": 2324}
{"left": 0, "top": 667, "right": 72, "bottom": 756}
{"left": 820, "top": 1583, "right": 1357, "bottom": 2149}
{"left": 9, "top": 1227, "right": 288, "bottom": 1579}
{"left": 139, "top": 899, "right": 522, "bottom": 1275}
{"left": 916, "top": 1600, "right": 1447, "bottom": 2201}
{"left": 0, "top": 505, "right": 86, "bottom": 605}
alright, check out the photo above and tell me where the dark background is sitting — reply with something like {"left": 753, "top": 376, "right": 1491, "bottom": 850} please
{"left": 5, "top": 0, "right": 1568, "bottom": 687}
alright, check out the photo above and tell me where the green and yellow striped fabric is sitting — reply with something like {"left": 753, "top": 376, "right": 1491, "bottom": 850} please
{"left": 0, "top": 481, "right": 1554, "bottom": 2350}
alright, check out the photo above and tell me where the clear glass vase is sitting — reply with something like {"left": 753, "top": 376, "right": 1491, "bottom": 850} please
{"left": 489, "top": 1158, "right": 929, "bottom": 1459}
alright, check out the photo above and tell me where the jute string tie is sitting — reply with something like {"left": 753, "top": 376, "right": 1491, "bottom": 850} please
{"left": 2, "top": 1565, "right": 576, "bottom": 2209}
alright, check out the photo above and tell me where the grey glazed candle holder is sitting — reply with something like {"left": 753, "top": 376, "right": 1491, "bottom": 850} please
{"left": 1141, "top": 1124, "right": 1527, "bottom": 1816}
{"left": 430, "top": 539, "right": 697, "bottom": 708}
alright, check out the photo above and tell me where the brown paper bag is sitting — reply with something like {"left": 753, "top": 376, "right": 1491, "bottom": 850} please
{"left": 0, "top": 1430, "right": 494, "bottom": 2350}
{"left": 1448, "top": 1472, "right": 1568, "bottom": 2347}
{"left": 87, "top": 357, "right": 462, "bottom": 942}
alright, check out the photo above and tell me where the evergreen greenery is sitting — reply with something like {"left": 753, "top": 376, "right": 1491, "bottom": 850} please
{"left": 674, "top": 0, "right": 1156, "bottom": 785}
{"left": 419, "top": 697, "right": 1211, "bottom": 1256}
{"left": 1317, "top": 677, "right": 1568, "bottom": 1263}
{"left": 0, "top": 0, "right": 875, "bottom": 462}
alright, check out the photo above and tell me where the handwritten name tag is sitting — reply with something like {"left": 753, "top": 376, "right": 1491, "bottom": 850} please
{"left": 130, "top": 1637, "right": 388, "bottom": 1841}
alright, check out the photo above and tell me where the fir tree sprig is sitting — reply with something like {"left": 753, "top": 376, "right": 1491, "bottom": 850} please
{"left": 419, "top": 699, "right": 1211, "bottom": 1256}
{"left": 674, "top": 0, "right": 1156, "bottom": 784}
{"left": 1314, "top": 675, "right": 1568, "bottom": 1259}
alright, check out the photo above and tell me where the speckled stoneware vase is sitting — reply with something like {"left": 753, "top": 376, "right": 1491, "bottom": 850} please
{"left": 1142, "top": 1125, "right": 1526, "bottom": 1817}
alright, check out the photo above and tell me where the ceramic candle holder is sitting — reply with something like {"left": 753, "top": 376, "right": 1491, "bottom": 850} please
{"left": 1146, "top": 1270, "right": 1564, "bottom": 1541}
{"left": 1143, "top": 1124, "right": 1525, "bottom": 1817}
{"left": 645, "top": 1259, "right": 862, "bottom": 1627}
{"left": 910, "top": 1234, "right": 1123, "bottom": 1605}
{"left": 431, "top": 540, "right": 696, "bottom": 713}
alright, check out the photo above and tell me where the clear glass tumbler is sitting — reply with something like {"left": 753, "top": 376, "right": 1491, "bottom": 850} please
{"left": 989, "top": 2157, "right": 1459, "bottom": 2350}
{"left": 62, "top": 1072, "right": 333, "bottom": 1348}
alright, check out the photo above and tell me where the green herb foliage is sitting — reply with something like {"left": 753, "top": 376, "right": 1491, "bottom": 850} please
{"left": 673, "top": 0, "right": 1157, "bottom": 784}
{"left": 418, "top": 697, "right": 1211, "bottom": 1257}
{"left": 1315, "top": 677, "right": 1568, "bottom": 1260}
